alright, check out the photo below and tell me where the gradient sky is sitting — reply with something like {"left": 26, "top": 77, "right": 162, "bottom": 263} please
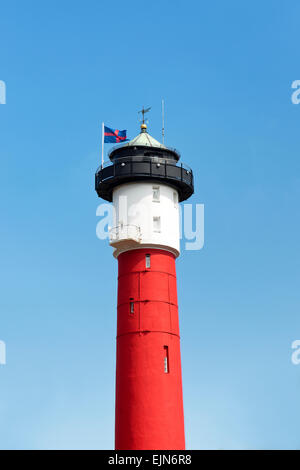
{"left": 0, "top": 0, "right": 300, "bottom": 450}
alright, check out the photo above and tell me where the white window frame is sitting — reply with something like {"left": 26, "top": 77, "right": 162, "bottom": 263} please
{"left": 153, "top": 216, "right": 161, "bottom": 233}
{"left": 152, "top": 186, "right": 160, "bottom": 203}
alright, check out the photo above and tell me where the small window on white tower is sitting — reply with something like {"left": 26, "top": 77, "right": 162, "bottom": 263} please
{"left": 153, "top": 216, "right": 161, "bottom": 233}
{"left": 152, "top": 186, "right": 160, "bottom": 202}
{"left": 145, "top": 254, "right": 151, "bottom": 269}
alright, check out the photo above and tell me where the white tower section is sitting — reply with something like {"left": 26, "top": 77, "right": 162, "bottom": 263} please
{"left": 110, "top": 182, "right": 180, "bottom": 258}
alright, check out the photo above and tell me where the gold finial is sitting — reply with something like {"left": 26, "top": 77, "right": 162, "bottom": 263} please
{"left": 141, "top": 123, "right": 147, "bottom": 131}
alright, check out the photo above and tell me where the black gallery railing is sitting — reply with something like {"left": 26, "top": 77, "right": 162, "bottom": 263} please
{"left": 95, "top": 157, "right": 193, "bottom": 187}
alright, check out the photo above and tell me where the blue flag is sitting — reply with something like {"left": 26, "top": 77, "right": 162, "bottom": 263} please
{"left": 104, "top": 126, "right": 128, "bottom": 143}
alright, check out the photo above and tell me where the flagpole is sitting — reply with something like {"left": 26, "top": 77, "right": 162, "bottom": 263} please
{"left": 101, "top": 122, "right": 104, "bottom": 168}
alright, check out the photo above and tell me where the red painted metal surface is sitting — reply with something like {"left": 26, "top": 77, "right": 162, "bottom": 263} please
{"left": 115, "top": 248, "right": 185, "bottom": 450}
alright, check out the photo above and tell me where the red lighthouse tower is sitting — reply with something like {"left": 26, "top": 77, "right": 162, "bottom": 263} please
{"left": 95, "top": 120, "right": 194, "bottom": 450}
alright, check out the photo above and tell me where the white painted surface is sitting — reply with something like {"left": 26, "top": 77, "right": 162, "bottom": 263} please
{"left": 111, "top": 181, "right": 180, "bottom": 257}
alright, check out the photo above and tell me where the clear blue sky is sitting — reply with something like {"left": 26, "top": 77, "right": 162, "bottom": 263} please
{"left": 0, "top": 0, "right": 300, "bottom": 450}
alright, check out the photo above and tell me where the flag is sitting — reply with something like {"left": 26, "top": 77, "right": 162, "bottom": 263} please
{"left": 104, "top": 126, "right": 129, "bottom": 143}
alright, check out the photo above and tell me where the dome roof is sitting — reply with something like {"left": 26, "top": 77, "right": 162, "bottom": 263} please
{"left": 126, "top": 125, "right": 166, "bottom": 149}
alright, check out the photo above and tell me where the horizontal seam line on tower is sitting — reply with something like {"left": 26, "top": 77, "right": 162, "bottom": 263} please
{"left": 116, "top": 330, "right": 180, "bottom": 339}
{"left": 118, "top": 270, "right": 177, "bottom": 280}
{"left": 117, "top": 299, "right": 178, "bottom": 308}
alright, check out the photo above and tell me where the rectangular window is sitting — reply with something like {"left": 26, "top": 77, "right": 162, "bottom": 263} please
{"left": 153, "top": 216, "right": 161, "bottom": 233}
{"left": 145, "top": 254, "right": 151, "bottom": 269}
{"left": 152, "top": 186, "right": 160, "bottom": 202}
{"left": 173, "top": 191, "right": 178, "bottom": 207}
{"left": 130, "top": 298, "right": 134, "bottom": 314}
{"left": 163, "top": 346, "right": 169, "bottom": 373}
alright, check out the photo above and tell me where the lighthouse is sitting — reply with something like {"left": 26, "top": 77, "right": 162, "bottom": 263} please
{"left": 95, "top": 117, "right": 194, "bottom": 450}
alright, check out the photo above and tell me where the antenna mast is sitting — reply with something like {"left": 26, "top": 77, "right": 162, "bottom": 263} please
{"left": 162, "top": 99, "right": 165, "bottom": 145}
